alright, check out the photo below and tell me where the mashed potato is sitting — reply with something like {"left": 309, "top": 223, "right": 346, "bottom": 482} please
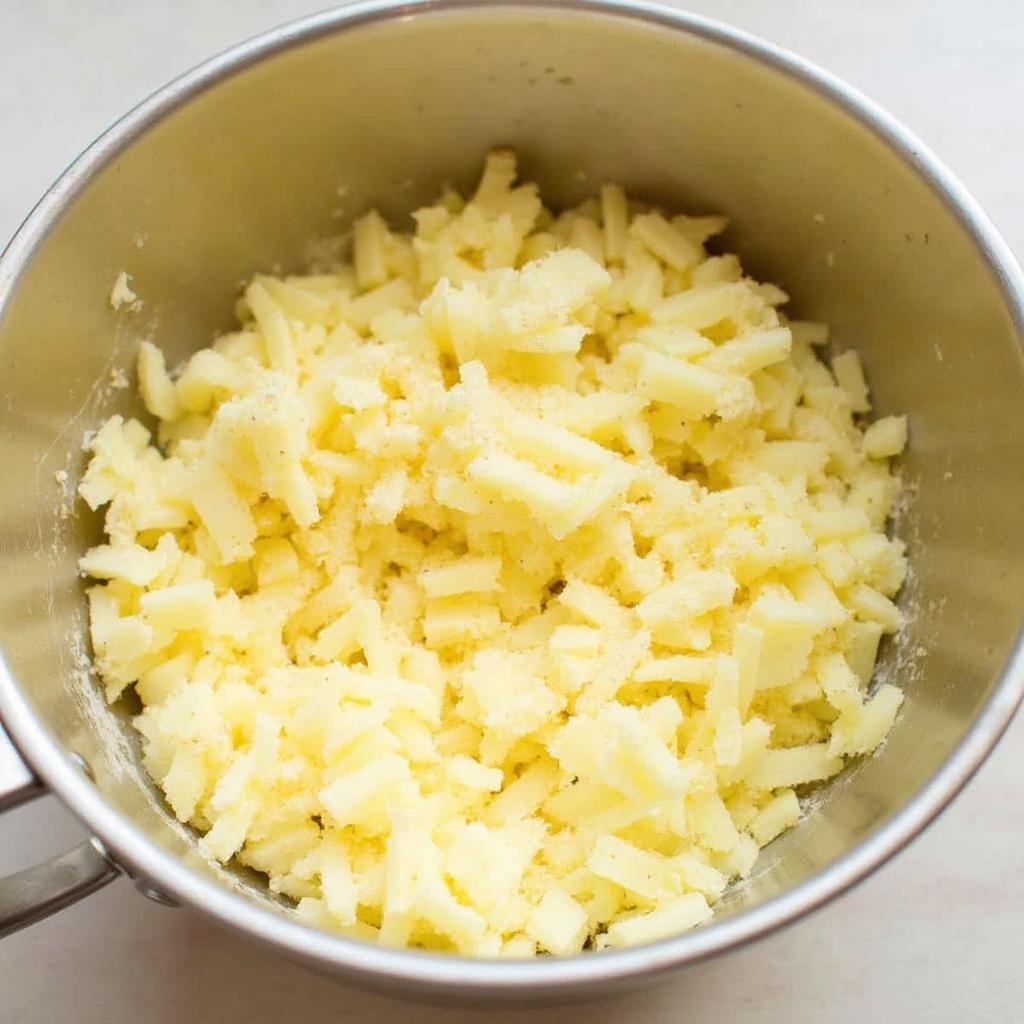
{"left": 79, "top": 151, "right": 907, "bottom": 956}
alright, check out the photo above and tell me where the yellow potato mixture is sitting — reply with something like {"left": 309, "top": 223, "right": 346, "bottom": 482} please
{"left": 79, "top": 152, "right": 907, "bottom": 956}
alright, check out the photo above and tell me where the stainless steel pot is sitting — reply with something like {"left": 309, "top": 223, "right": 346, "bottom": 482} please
{"left": 1, "top": 0, "right": 1022, "bottom": 1003}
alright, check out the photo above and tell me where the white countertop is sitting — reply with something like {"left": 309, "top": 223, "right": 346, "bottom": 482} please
{"left": 2, "top": 2, "right": 1022, "bottom": 1020}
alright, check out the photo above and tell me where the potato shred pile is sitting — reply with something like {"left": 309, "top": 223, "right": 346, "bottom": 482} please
{"left": 80, "top": 151, "right": 908, "bottom": 956}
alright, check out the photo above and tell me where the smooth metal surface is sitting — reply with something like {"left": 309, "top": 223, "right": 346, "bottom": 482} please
{"left": 0, "top": 838, "right": 120, "bottom": 939}
{"left": 0, "top": 725, "right": 119, "bottom": 935}
{"left": 0, "top": 722, "right": 44, "bottom": 813}
{"left": 0, "top": 0, "right": 1022, "bottom": 1002}
{"left": 133, "top": 879, "right": 182, "bottom": 908}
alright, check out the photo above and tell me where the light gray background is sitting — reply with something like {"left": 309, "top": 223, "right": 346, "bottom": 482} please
{"left": 1, "top": 2, "right": 1022, "bottom": 1021}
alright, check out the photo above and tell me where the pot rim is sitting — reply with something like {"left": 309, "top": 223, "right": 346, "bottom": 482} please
{"left": 2, "top": 0, "right": 1023, "bottom": 997}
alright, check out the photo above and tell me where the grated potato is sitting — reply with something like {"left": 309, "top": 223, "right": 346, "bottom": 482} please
{"left": 80, "top": 151, "right": 908, "bottom": 956}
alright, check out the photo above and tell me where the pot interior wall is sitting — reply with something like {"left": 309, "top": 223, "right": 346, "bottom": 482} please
{"left": 1, "top": 6, "right": 1022, "bottom": 926}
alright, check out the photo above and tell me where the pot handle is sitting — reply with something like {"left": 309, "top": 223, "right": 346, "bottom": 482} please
{"left": 0, "top": 722, "right": 120, "bottom": 938}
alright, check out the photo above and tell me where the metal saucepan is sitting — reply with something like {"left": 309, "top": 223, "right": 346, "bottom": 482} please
{"left": 1, "top": 0, "right": 1022, "bottom": 1002}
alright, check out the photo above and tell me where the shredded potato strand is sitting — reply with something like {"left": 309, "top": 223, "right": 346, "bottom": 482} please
{"left": 81, "top": 151, "right": 907, "bottom": 956}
